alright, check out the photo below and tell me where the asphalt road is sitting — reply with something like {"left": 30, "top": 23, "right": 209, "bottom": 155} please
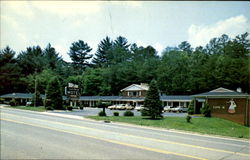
{"left": 1, "top": 107, "right": 250, "bottom": 160}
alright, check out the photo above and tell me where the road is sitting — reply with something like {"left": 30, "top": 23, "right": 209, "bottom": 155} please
{"left": 1, "top": 107, "right": 249, "bottom": 160}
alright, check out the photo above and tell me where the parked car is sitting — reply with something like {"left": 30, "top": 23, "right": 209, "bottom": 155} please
{"left": 116, "top": 104, "right": 126, "bottom": 110}
{"left": 26, "top": 101, "right": 32, "bottom": 106}
{"left": 125, "top": 104, "right": 134, "bottom": 110}
{"left": 135, "top": 105, "right": 144, "bottom": 111}
{"left": 108, "top": 105, "right": 116, "bottom": 110}
{"left": 171, "top": 106, "right": 188, "bottom": 113}
{"left": 163, "top": 106, "right": 171, "bottom": 112}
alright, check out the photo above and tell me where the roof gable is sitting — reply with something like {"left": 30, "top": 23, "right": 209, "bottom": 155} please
{"left": 210, "top": 87, "right": 234, "bottom": 93}
{"left": 121, "top": 84, "right": 149, "bottom": 91}
{"left": 193, "top": 87, "right": 248, "bottom": 97}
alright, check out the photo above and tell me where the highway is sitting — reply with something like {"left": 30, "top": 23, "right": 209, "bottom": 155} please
{"left": 1, "top": 107, "right": 249, "bottom": 160}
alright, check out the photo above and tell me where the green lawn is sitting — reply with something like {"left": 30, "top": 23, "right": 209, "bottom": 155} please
{"left": 88, "top": 116, "right": 250, "bottom": 139}
{"left": 6, "top": 106, "right": 46, "bottom": 112}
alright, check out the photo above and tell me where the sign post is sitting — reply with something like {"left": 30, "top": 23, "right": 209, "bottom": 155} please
{"left": 66, "top": 83, "right": 80, "bottom": 107}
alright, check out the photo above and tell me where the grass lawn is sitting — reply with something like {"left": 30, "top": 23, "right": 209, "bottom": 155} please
{"left": 88, "top": 116, "right": 250, "bottom": 139}
{"left": 6, "top": 106, "right": 46, "bottom": 112}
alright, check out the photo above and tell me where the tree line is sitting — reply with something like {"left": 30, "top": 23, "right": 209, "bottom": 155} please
{"left": 0, "top": 33, "right": 249, "bottom": 96}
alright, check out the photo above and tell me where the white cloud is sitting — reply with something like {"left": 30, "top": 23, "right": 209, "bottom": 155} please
{"left": 153, "top": 42, "right": 164, "bottom": 55}
{"left": 188, "top": 15, "right": 250, "bottom": 47}
{"left": 31, "top": 1, "right": 102, "bottom": 16}
{"left": 136, "top": 40, "right": 147, "bottom": 47}
{"left": 54, "top": 44, "right": 71, "bottom": 62}
{"left": 1, "top": 1, "right": 35, "bottom": 18}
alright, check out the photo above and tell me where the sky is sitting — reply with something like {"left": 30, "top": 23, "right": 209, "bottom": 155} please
{"left": 1, "top": 1, "right": 250, "bottom": 62}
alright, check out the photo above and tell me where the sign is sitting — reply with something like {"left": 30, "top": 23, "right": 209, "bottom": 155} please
{"left": 228, "top": 99, "right": 237, "bottom": 113}
{"left": 66, "top": 83, "right": 80, "bottom": 98}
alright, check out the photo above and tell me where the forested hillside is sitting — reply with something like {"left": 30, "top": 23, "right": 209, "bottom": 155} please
{"left": 1, "top": 33, "right": 249, "bottom": 95}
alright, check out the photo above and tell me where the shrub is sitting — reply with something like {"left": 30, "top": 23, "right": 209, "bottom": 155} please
{"left": 0, "top": 98, "right": 4, "bottom": 104}
{"left": 186, "top": 115, "right": 192, "bottom": 123}
{"left": 123, "top": 111, "right": 134, "bottom": 116}
{"left": 9, "top": 99, "right": 16, "bottom": 106}
{"left": 141, "top": 111, "right": 149, "bottom": 116}
{"left": 80, "top": 106, "right": 83, "bottom": 110}
{"left": 67, "top": 106, "right": 73, "bottom": 111}
{"left": 113, "top": 112, "right": 119, "bottom": 116}
{"left": 98, "top": 111, "right": 106, "bottom": 116}
{"left": 46, "top": 107, "right": 54, "bottom": 111}
{"left": 200, "top": 102, "right": 211, "bottom": 117}
{"left": 187, "top": 100, "right": 195, "bottom": 115}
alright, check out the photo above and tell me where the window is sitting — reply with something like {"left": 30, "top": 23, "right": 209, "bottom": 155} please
{"left": 179, "top": 102, "right": 184, "bottom": 107}
{"left": 128, "top": 91, "right": 139, "bottom": 96}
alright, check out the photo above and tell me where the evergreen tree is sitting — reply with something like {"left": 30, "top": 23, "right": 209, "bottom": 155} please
{"left": 17, "top": 46, "right": 45, "bottom": 75}
{"left": 187, "top": 99, "right": 195, "bottom": 115}
{"left": 92, "top": 36, "right": 113, "bottom": 67}
{"left": 43, "top": 43, "right": 62, "bottom": 70}
{"left": 0, "top": 46, "right": 21, "bottom": 94}
{"left": 141, "top": 80, "right": 162, "bottom": 119}
{"left": 109, "top": 36, "right": 131, "bottom": 64}
{"left": 200, "top": 102, "right": 211, "bottom": 117}
{"left": 45, "top": 76, "right": 63, "bottom": 110}
{"left": 68, "top": 40, "right": 93, "bottom": 71}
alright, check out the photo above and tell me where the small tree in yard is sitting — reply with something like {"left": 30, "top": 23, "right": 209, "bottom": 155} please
{"left": 45, "top": 76, "right": 63, "bottom": 110}
{"left": 200, "top": 102, "right": 211, "bottom": 117}
{"left": 187, "top": 99, "right": 195, "bottom": 115}
{"left": 141, "top": 80, "right": 163, "bottom": 119}
{"left": 32, "top": 91, "right": 43, "bottom": 106}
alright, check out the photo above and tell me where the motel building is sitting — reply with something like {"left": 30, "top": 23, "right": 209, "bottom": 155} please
{"left": 78, "top": 83, "right": 192, "bottom": 108}
{"left": 193, "top": 87, "right": 250, "bottom": 126}
{"left": 0, "top": 84, "right": 249, "bottom": 126}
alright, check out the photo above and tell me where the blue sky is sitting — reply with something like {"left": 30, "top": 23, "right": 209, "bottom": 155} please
{"left": 1, "top": 1, "right": 249, "bottom": 62}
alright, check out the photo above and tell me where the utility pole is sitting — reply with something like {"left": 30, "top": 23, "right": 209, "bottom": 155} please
{"left": 34, "top": 70, "right": 37, "bottom": 107}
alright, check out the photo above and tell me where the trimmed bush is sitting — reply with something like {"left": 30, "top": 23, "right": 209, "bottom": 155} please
{"left": 113, "top": 112, "right": 119, "bottom": 116}
{"left": 186, "top": 115, "right": 192, "bottom": 123}
{"left": 46, "top": 107, "right": 54, "bottom": 111}
{"left": 0, "top": 98, "right": 4, "bottom": 104}
{"left": 123, "top": 111, "right": 134, "bottom": 117}
{"left": 200, "top": 102, "right": 211, "bottom": 117}
{"left": 67, "top": 106, "right": 73, "bottom": 111}
{"left": 9, "top": 99, "right": 16, "bottom": 106}
{"left": 98, "top": 111, "right": 106, "bottom": 116}
{"left": 141, "top": 111, "right": 149, "bottom": 116}
{"left": 187, "top": 100, "right": 195, "bottom": 115}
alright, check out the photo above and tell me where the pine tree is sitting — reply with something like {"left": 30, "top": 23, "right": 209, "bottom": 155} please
{"left": 68, "top": 40, "right": 92, "bottom": 71}
{"left": 92, "top": 36, "right": 113, "bottom": 67}
{"left": 45, "top": 76, "right": 63, "bottom": 110}
{"left": 141, "top": 80, "right": 163, "bottom": 119}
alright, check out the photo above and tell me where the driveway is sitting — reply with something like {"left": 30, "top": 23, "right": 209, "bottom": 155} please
{"left": 50, "top": 107, "right": 187, "bottom": 117}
